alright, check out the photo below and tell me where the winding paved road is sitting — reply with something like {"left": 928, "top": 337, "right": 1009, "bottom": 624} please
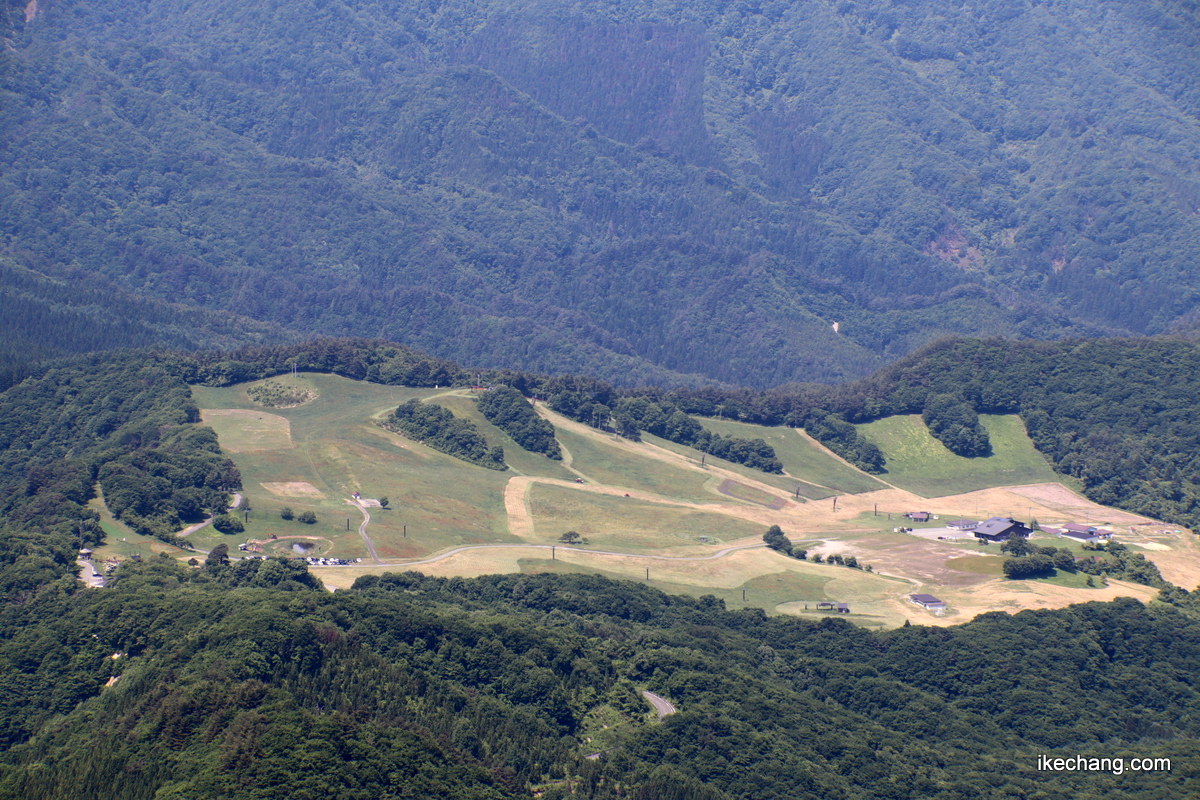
{"left": 641, "top": 690, "right": 676, "bottom": 720}
{"left": 347, "top": 499, "right": 382, "bottom": 564}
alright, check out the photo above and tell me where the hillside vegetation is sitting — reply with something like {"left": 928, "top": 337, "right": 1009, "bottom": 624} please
{"left": 3, "top": 561, "right": 1200, "bottom": 798}
{"left": 128, "top": 334, "right": 1200, "bottom": 533}
{"left": 4, "top": 1, "right": 1200, "bottom": 385}
{"left": 855, "top": 414, "right": 1060, "bottom": 498}
{"left": 3, "top": 346, "right": 1200, "bottom": 796}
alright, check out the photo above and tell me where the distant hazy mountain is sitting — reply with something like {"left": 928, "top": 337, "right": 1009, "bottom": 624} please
{"left": 3, "top": 0, "right": 1198, "bottom": 386}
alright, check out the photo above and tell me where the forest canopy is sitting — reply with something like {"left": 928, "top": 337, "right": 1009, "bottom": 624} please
{"left": 3, "top": 0, "right": 1200, "bottom": 387}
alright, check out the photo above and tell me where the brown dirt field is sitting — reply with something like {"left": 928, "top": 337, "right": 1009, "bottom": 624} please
{"left": 1004, "top": 483, "right": 1149, "bottom": 524}
{"left": 260, "top": 481, "right": 326, "bottom": 498}
{"left": 385, "top": 544, "right": 847, "bottom": 591}
{"left": 809, "top": 534, "right": 994, "bottom": 588}
{"left": 897, "top": 578, "right": 1160, "bottom": 627}
{"left": 1135, "top": 531, "right": 1200, "bottom": 589}
{"left": 874, "top": 483, "right": 1149, "bottom": 532}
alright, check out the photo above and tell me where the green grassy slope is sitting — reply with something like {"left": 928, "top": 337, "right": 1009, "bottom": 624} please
{"left": 192, "top": 376, "right": 519, "bottom": 558}
{"left": 553, "top": 428, "right": 716, "bottom": 503}
{"left": 856, "top": 414, "right": 1061, "bottom": 497}
{"left": 699, "top": 418, "right": 888, "bottom": 495}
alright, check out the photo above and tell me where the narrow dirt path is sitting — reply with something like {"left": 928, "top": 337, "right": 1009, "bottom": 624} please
{"left": 178, "top": 490, "right": 242, "bottom": 537}
{"left": 502, "top": 473, "right": 804, "bottom": 538}
{"left": 504, "top": 477, "right": 535, "bottom": 538}
{"left": 554, "top": 439, "right": 591, "bottom": 482}
{"left": 177, "top": 517, "right": 213, "bottom": 537}
{"left": 347, "top": 499, "right": 382, "bottom": 564}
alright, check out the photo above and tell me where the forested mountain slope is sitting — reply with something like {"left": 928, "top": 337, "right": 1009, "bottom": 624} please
{"left": 4, "top": 0, "right": 1199, "bottom": 386}
{"left": 3, "top": 346, "right": 1200, "bottom": 796}
{"left": 3, "top": 563, "right": 1200, "bottom": 798}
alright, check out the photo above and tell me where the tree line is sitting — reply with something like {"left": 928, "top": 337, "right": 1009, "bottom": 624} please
{"left": 476, "top": 386, "right": 562, "bottom": 460}
{"left": 386, "top": 399, "right": 507, "bottom": 470}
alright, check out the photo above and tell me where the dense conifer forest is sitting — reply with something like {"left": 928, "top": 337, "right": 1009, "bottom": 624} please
{"left": 3, "top": 0, "right": 1200, "bottom": 386}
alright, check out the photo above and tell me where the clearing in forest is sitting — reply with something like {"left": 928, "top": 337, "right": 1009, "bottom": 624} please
{"left": 855, "top": 414, "right": 1061, "bottom": 497}
{"left": 700, "top": 417, "right": 887, "bottom": 495}
{"left": 181, "top": 374, "right": 1198, "bottom": 629}
{"left": 199, "top": 409, "right": 293, "bottom": 452}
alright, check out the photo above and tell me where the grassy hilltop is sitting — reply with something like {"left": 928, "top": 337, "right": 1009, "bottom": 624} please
{"left": 141, "top": 372, "right": 1193, "bottom": 628}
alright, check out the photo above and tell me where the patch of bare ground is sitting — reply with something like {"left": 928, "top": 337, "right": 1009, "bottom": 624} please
{"left": 896, "top": 578, "right": 1160, "bottom": 627}
{"left": 1130, "top": 528, "right": 1200, "bottom": 590}
{"left": 881, "top": 483, "right": 1152, "bottom": 533}
{"left": 1005, "top": 483, "right": 1149, "bottom": 524}
{"left": 809, "top": 534, "right": 993, "bottom": 589}
{"left": 504, "top": 477, "right": 535, "bottom": 538}
{"left": 260, "top": 481, "right": 326, "bottom": 498}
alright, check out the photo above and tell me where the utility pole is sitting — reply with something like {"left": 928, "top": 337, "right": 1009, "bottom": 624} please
{"left": 551, "top": 546, "right": 556, "bottom": 560}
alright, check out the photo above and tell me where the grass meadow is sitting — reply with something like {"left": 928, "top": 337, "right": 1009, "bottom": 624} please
{"left": 553, "top": 427, "right": 716, "bottom": 503}
{"left": 528, "top": 483, "right": 763, "bottom": 549}
{"left": 855, "top": 414, "right": 1061, "bottom": 497}
{"left": 698, "top": 418, "right": 888, "bottom": 495}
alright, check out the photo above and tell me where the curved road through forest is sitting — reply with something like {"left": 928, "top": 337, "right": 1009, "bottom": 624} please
{"left": 641, "top": 690, "right": 676, "bottom": 720}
